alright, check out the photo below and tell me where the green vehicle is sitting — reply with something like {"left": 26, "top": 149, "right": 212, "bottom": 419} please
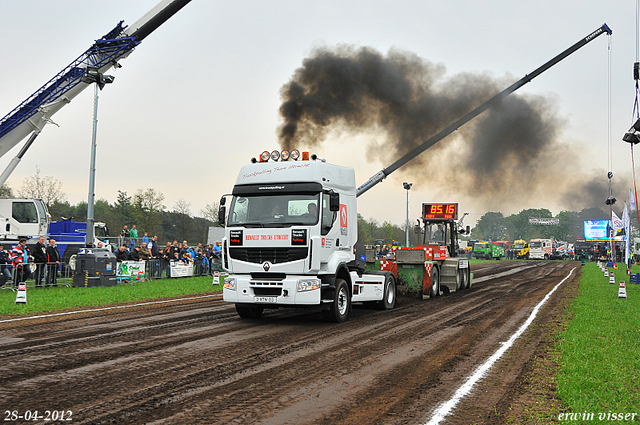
{"left": 472, "top": 241, "right": 505, "bottom": 260}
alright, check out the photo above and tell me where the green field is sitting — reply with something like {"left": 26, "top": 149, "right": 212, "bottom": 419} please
{"left": 557, "top": 262, "right": 640, "bottom": 417}
{"left": 0, "top": 276, "right": 221, "bottom": 316}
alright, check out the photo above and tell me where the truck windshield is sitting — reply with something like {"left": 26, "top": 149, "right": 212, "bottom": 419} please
{"left": 530, "top": 241, "right": 542, "bottom": 248}
{"left": 423, "top": 223, "right": 447, "bottom": 244}
{"left": 12, "top": 201, "right": 39, "bottom": 223}
{"left": 95, "top": 226, "right": 108, "bottom": 238}
{"left": 474, "top": 243, "right": 488, "bottom": 250}
{"left": 513, "top": 242, "right": 525, "bottom": 249}
{"left": 227, "top": 193, "right": 320, "bottom": 227}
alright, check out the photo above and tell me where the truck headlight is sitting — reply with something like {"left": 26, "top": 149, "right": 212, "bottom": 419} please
{"left": 224, "top": 277, "right": 236, "bottom": 291}
{"left": 297, "top": 278, "right": 320, "bottom": 292}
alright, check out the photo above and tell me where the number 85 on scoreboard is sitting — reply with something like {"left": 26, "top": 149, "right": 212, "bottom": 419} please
{"left": 422, "top": 203, "right": 458, "bottom": 220}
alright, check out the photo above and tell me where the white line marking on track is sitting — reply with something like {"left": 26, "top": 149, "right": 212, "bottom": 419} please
{"left": 0, "top": 294, "right": 223, "bottom": 324}
{"left": 424, "top": 266, "right": 576, "bottom": 425}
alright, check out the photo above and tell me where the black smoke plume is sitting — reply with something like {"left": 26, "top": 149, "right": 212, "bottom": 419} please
{"left": 278, "top": 45, "right": 624, "bottom": 214}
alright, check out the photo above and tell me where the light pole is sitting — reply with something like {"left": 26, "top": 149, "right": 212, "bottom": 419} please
{"left": 403, "top": 182, "right": 412, "bottom": 247}
{"left": 82, "top": 67, "right": 114, "bottom": 247}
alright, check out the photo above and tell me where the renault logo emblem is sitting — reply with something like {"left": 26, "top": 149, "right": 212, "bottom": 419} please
{"left": 263, "top": 262, "right": 271, "bottom": 271}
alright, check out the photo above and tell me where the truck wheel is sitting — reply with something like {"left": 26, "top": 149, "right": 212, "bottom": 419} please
{"left": 62, "top": 247, "right": 80, "bottom": 271}
{"left": 455, "top": 268, "right": 462, "bottom": 291}
{"left": 68, "top": 254, "right": 77, "bottom": 271}
{"left": 323, "top": 279, "right": 350, "bottom": 323}
{"left": 376, "top": 274, "right": 396, "bottom": 310}
{"left": 235, "top": 304, "right": 264, "bottom": 319}
{"left": 430, "top": 267, "right": 440, "bottom": 298}
{"left": 461, "top": 268, "right": 470, "bottom": 289}
{"left": 544, "top": 254, "right": 549, "bottom": 261}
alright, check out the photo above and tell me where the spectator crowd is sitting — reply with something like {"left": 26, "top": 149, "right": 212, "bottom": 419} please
{"left": 0, "top": 237, "right": 61, "bottom": 288}
{"left": 117, "top": 225, "right": 223, "bottom": 278}
{"left": 0, "top": 223, "right": 223, "bottom": 288}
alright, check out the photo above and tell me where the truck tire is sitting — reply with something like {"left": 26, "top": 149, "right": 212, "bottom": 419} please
{"left": 323, "top": 279, "right": 350, "bottom": 323}
{"left": 62, "top": 246, "right": 81, "bottom": 271}
{"left": 455, "top": 268, "right": 462, "bottom": 291}
{"left": 235, "top": 304, "right": 264, "bottom": 319}
{"left": 461, "top": 267, "right": 470, "bottom": 289}
{"left": 544, "top": 254, "right": 549, "bottom": 261}
{"left": 430, "top": 267, "right": 440, "bottom": 298}
{"left": 376, "top": 274, "right": 396, "bottom": 310}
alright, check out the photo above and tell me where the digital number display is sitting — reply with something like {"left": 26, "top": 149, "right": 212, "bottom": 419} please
{"left": 422, "top": 203, "right": 458, "bottom": 220}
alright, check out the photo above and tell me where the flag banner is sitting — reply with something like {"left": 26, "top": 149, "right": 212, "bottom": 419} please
{"left": 630, "top": 189, "right": 637, "bottom": 211}
{"left": 623, "top": 203, "right": 630, "bottom": 230}
{"left": 612, "top": 210, "right": 624, "bottom": 231}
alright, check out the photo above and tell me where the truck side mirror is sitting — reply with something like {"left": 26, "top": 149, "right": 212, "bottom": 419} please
{"left": 329, "top": 192, "right": 340, "bottom": 212}
{"left": 219, "top": 196, "right": 226, "bottom": 206}
{"left": 218, "top": 205, "right": 226, "bottom": 226}
{"left": 466, "top": 225, "right": 470, "bottom": 234}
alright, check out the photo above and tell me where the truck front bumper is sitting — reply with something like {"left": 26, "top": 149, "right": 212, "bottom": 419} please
{"left": 222, "top": 275, "right": 321, "bottom": 306}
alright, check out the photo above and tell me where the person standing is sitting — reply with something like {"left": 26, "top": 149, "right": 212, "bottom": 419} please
{"left": 129, "top": 225, "right": 139, "bottom": 249}
{"left": 213, "top": 241, "right": 222, "bottom": 258}
{"left": 46, "top": 238, "right": 60, "bottom": 287}
{"left": 148, "top": 235, "right": 161, "bottom": 278}
{"left": 12, "top": 239, "right": 32, "bottom": 287}
{"left": 33, "top": 236, "right": 47, "bottom": 288}
{"left": 120, "top": 225, "right": 129, "bottom": 248}
{"left": 0, "top": 243, "right": 13, "bottom": 287}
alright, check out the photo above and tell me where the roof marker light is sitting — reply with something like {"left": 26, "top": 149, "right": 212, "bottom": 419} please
{"left": 302, "top": 151, "right": 309, "bottom": 161}
{"left": 290, "top": 149, "right": 300, "bottom": 161}
{"left": 270, "top": 150, "right": 281, "bottom": 161}
{"left": 281, "top": 150, "right": 290, "bottom": 161}
{"left": 260, "top": 151, "right": 270, "bottom": 162}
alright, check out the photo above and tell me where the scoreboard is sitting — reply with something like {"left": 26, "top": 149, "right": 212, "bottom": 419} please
{"left": 422, "top": 203, "right": 458, "bottom": 220}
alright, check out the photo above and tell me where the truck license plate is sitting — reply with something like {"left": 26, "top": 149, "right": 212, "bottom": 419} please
{"left": 254, "top": 296, "right": 277, "bottom": 303}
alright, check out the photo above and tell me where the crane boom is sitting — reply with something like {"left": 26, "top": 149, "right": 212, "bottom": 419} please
{"left": 356, "top": 23, "right": 612, "bottom": 197}
{"left": 0, "top": 0, "right": 192, "bottom": 178}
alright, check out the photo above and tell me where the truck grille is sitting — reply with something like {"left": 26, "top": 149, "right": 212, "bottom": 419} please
{"left": 229, "top": 247, "right": 308, "bottom": 264}
{"left": 252, "top": 281, "right": 283, "bottom": 296}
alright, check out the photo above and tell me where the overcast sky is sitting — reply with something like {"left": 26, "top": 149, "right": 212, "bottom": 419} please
{"left": 0, "top": 1, "right": 637, "bottom": 228}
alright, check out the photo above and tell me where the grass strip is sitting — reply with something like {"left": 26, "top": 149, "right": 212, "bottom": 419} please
{"left": 557, "top": 262, "right": 640, "bottom": 416}
{"left": 0, "top": 276, "right": 221, "bottom": 316}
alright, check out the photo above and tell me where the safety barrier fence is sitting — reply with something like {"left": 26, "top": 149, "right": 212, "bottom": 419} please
{"left": 0, "top": 258, "right": 223, "bottom": 291}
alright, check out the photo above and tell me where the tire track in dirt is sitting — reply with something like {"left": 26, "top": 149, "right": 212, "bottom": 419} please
{"left": 0, "top": 261, "right": 577, "bottom": 424}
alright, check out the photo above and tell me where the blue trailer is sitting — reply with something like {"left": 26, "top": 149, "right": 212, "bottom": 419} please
{"left": 46, "top": 219, "right": 112, "bottom": 269}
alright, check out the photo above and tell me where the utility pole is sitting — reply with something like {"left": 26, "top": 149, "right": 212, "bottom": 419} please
{"left": 403, "top": 182, "right": 412, "bottom": 247}
{"left": 83, "top": 67, "right": 114, "bottom": 247}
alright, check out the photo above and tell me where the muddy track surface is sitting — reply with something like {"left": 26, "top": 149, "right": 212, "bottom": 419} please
{"left": 0, "top": 261, "right": 580, "bottom": 424}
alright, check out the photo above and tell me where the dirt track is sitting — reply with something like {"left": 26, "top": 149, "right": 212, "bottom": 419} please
{"left": 0, "top": 261, "right": 580, "bottom": 424}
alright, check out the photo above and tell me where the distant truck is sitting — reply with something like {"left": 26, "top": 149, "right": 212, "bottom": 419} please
{"left": 0, "top": 198, "right": 49, "bottom": 243}
{"left": 529, "top": 238, "right": 553, "bottom": 260}
{"left": 207, "top": 226, "right": 225, "bottom": 246}
{"left": 512, "top": 239, "right": 529, "bottom": 259}
{"left": 47, "top": 219, "right": 111, "bottom": 270}
{"left": 550, "top": 240, "right": 570, "bottom": 260}
{"left": 472, "top": 241, "right": 504, "bottom": 260}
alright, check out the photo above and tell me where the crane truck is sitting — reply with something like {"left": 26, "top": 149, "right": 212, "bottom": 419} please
{"left": 220, "top": 24, "right": 611, "bottom": 322}
{"left": 0, "top": 0, "right": 193, "bottom": 248}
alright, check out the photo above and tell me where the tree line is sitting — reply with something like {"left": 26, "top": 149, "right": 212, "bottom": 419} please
{"left": 470, "top": 207, "right": 627, "bottom": 243}
{"left": 1, "top": 170, "right": 219, "bottom": 244}
{"left": 3, "top": 169, "right": 627, "bottom": 246}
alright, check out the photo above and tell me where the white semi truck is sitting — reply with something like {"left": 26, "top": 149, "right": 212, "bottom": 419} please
{"left": 220, "top": 24, "right": 611, "bottom": 322}
{"left": 0, "top": 198, "right": 49, "bottom": 243}
{"left": 220, "top": 151, "right": 395, "bottom": 322}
